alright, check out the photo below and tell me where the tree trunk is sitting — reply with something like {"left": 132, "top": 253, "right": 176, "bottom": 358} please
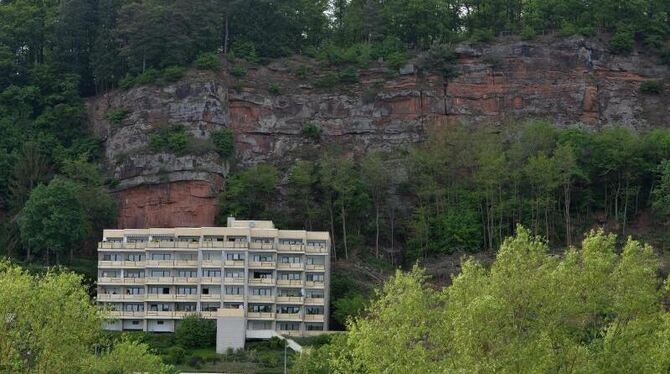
{"left": 375, "top": 205, "right": 380, "bottom": 258}
{"left": 329, "top": 201, "right": 337, "bottom": 260}
{"left": 341, "top": 204, "right": 348, "bottom": 260}
{"left": 223, "top": 13, "right": 229, "bottom": 54}
{"left": 564, "top": 183, "right": 571, "bottom": 246}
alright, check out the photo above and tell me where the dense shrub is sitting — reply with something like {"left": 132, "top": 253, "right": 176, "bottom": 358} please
{"left": 105, "top": 108, "right": 128, "bottom": 125}
{"left": 149, "top": 124, "right": 191, "bottom": 154}
{"left": 419, "top": 43, "right": 458, "bottom": 79}
{"left": 211, "top": 128, "right": 235, "bottom": 158}
{"left": 269, "top": 82, "right": 280, "bottom": 94}
{"left": 609, "top": 29, "right": 635, "bottom": 54}
{"left": 161, "top": 66, "right": 186, "bottom": 82}
{"left": 195, "top": 52, "right": 222, "bottom": 71}
{"left": 165, "top": 346, "right": 186, "bottom": 365}
{"left": 302, "top": 122, "right": 322, "bottom": 140}
{"left": 338, "top": 67, "right": 359, "bottom": 83}
{"left": 640, "top": 80, "right": 664, "bottom": 94}
{"left": 230, "top": 40, "right": 259, "bottom": 63}
{"left": 314, "top": 73, "right": 338, "bottom": 88}
{"left": 471, "top": 28, "right": 495, "bottom": 42}
{"left": 175, "top": 315, "right": 216, "bottom": 349}
{"left": 230, "top": 65, "right": 247, "bottom": 77}
{"left": 134, "top": 68, "right": 160, "bottom": 85}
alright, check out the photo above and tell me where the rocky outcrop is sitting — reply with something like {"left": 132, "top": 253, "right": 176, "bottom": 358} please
{"left": 87, "top": 35, "right": 669, "bottom": 229}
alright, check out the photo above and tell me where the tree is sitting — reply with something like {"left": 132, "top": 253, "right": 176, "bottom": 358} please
{"left": 0, "top": 261, "right": 171, "bottom": 373}
{"left": 361, "top": 152, "right": 389, "bottom": 258}
{"left": 297, "top": 227, "right": 670, "bottom": 372}
{"left": 218, "top": 164, "right": 278, "bottom": 221}
{"left": 19, "top": 177, "right": 87, "bottom": 263}
{"left": 175, "top": 315, "right": 216, "bottom": 348}
{"left": 287, "top": 160, "right": 319, "bottom": 230}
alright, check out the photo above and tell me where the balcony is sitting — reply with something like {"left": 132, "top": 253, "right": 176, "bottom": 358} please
{"left": 304, "top": 314, "right": 325, "bottom": 322}
{"left": 202, "top": 260, "right": 223, "bottom": 267}
{"left": 97, "top": 294, "right": 145, "bottom": 302}
{"left": 98, "top": 277, "right": 123, "bottom": 284}
{"left": 173, "top": 277, "right": 199, "bottom": 284}
{"left": 147, "top": 241, "right": 179, "bottom": 248}
{"left": 123, "top": 277, "right": 145, "bottom": 285}
{"left": 174, "top": 311, "right": 197, "bottom": 318}
{"left": 276, "top": 296, "right": 303, "bottom": 304}
{"left": 107, "top": 310, "right": 145, "bottom": 318}
{"left": 173, "top": 260, "right": 199, "bottom": 267}
{"left": 304, "top": 297, "right": 325, "bottom": 305}
{"left": 248, "top": 295, "right": 275, "bottom": 303}
{"left": 224, "top": 260, "right": 245, "bottom": 267}
{"left": 305, "top": 264, "right": 325, "bottom": 271}
{"left": 304, "top": 330, "right": 328, "bottom": 337}
{"left": 98, "top": 260, "right": 125, "bottom": 268}
{"left": 227, "top": 241, "right": 248, "bottom": 249}
{"left": 276, "top": 313, "right": 302, "bottom": 321}
{"left": 247, "top": 312, "right": 275, "bottom": 319}
{"left": 201, "top": 277, "right": 222, "bottom": 284}
{"left": 248, "top": 278, "right": 274, "bottom": 285}
{"left": 145, "top": 260, "right": 174, "bottom": 267}
{"left": 277, "top": 330, "right": 302, "bottom": 337}
{"left": 277, "top": 244, "right": 304, "bottom": 253}
{"left": 200, "top": 294, "right": 223, "bottom": 301}
{"left": 200, "top": 311, "right": 217, "bottom": 318}
{"left": 277, "top": 279, "right": 303, "bottom": 287}
{"left": 223, "top": 294, "right": 244, "bottom": 302}
{"left": 305, "top": 281, "right": 325, "bottom": 288}
{"left": 202, "top": 241, "right": 225, "bottom": 248}
{"left": 145, "top": 276, "right": 173, "bottom": 284}
{"left": 223, "top": 277, "right": 244, "bottom": 285}
{"left": 248, "top": 261, "right": 275, "bottom": 269}
{"left": 145, "top": 294, "right": 175, "bottom": 301}
{"left": 146, "top": 310, "right": 174, "bottom": 318}
{"left": 98, "top": 242, "right": 146, "bottom": 250}
{"left": 277, "top": 262, "right": 304, "bottom": 271}
{"left": 305, "top": 246, "right": 328, "bottom": 254}
{"left": 249, "top": 242, "right": 275, "bottom": 250}
{"left": 174, "top": 294, "right": 199, "bottom": 301}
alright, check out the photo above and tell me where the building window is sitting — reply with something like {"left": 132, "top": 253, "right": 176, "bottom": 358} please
{"left": 157, "top": 320, "right": 164, "bottom": 325}
{"left": 306, "top": 273, "right": 324, "bottom": 282}
{"left": 279, "top": 272, "right": 301, "bottom": 280}
{"left": 226, "top": 253, "right": 244, "bottom": 260}
{"left": 278, "top": 305, "right": 300, "bottom": 314}
{"left": 250, "top": 304, "right": 272, "bottom": 313}
{"left": 203, "top": 269, "right": 221, "bottom": 277}
{"left": 252, "top": 254, "right": 273, "bottom": 262}
{"left": 132, "top": 320, "right": 140, "bottom": 325}
{"left": 177, "top": 269, "right": 197, "bottom": 277}
{"left": 252, "top": 288, "right": 272, "bottom": 296}
{"left": 150, "top": 253, "right": 171, "bottom": 260}
{"left": 177, "top": 287, "right": 196, "bottom": 295}
{"left": 151, "top": 270, "right": 171, "bottom": 277}
{"left": 225, "top": 286, "right": 242, "bottom": 295}
{"left": 225, "top": 270, "right": 244, "bottom": 278}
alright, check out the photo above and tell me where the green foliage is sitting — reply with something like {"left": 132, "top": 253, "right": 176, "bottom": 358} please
{"left": 332, "top": 292, "right": 367, "bottom": 325}
{"left": 230, "top": 40, "right": 259, "bottom": 63}
{"left": 521, "top": 26, "right": 536, "bottom": 40}
{"left": 149, "top": 124, "right": 191, "bottom": 154}
{"left": 195, "top": 52, "right": 222, "bottom": 71}
{"left": 419, "top": 43, "right": 458, "bottom": 79}
{"left": 218, "top": 164, "right": 279, "bottom": 221}
{"left": 294, "top": 64, "right": 310, "bottom": 79}
{"left": 269, "top": 82, "right": 280, "bottom": 94}
{"left": 297, "top": 229, "right": 670, "bottom": 372}
{"left": 230, "top": 65, "right": 247, "bottom": 78}
{"left": 134, "top": 68, "right": 161, "bottom": 86}
{"left": 211, "top": 128, "right": 235, "bottom": 158}
{"left": 471, "top": 28, "right": 495, "bottom": 42}
{"left": 105, "top": 108, "right": 129, "bottom": 126}
{"left": 0, "top": 262, "right": 168, "bottom": 373}
{"left": 338, "top": 67, "right": 359, "bottom": 83}
{"left": 19, "top": 177, "right": 87, "bottom": 262}
{"left": 165, "top": 346, "right": 186, "bottom": 365}
{"left": 609, "top": 29, "right": 635, "bottom": 55}
{"left": 640, "top": 80, "right": 664, "bottom": 94}
{"left": 175, "top": 315, "right": 216, "bottom": 349}
{"left": 302, "top": 122, "right": 322, "bottom": 140}
{"left": 314, "top": 73, "right": 339, "bottom": 88}
{"left": 161, "top": 66, "right": 186, "bottom": 82}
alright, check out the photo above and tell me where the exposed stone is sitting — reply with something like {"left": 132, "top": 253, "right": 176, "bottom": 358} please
{"left": 87, "top": 36, "right": 669, "bottom": 229}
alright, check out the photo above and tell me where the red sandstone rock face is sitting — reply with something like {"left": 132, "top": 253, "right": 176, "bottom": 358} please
{"left": 116, "top": 179, "right": 222, "bottom": 229}
{"left": 87, "top": 36, "right": 669, "bottom": 229}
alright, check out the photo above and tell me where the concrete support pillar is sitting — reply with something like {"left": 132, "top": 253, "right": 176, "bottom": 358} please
{"left": 216, "top": 307, "right": 246, "bottom": 353}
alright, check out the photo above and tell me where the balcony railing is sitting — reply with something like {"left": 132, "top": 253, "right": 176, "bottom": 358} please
{"left": 201, "top": 241, "right": 225, "bottom": 248}
{"left": 249, "top": 242, "right": 275, "bottom": 250}
{"left": 304, "top": 297, "right": 325, "bottom": 305}
{"left": 276, "top": 296, "right": 303, "bottom": 304}
{"left": 107, "top": 310, "right": 145, "bottom": 318}
{"left": 305, "top": 264, "right": 325, "bottom": 271}
{"left": 276, "top": 313, "right": 302, "bottom": 321}
{"left": 98, "top": 294, "right": 144, "bottom": 301}
{"left": 247, "top": 312, "right": 275, "bottom": 319}
{"left": 98, "top": 277, "right": 123, "bottom": 284}
{"left": 98, "top": 242, "right": 146, "bottom": 250}
{"left": 277, "top": 330, "right": 302, "bottom": 337}
{"left": 305, "top": 281, "right": 325, "bottom": 288}
{"left": 304, "top": 314, "right": 325, "bottom": 322}
{"left": 201, "top": 277, "right": 222, "bottom": 284}
{"left": 248, "top": 278, "right": 274, "bottom": 285}
{"left": 173, "top": 277, "right": 199, "bottom": 284}
{"left": 277, "top": 262, "right": 304, "bottom": 270}
{"left": 200, "top": 311, "right": 217, "bottom": 318}
{"left": 277, "top": 244, "right": 304, "bottom": 252}
{"left": 228, "top": 241, "right": 248, "bottom": 249}
{"left": 173, "top": 260, "right": 199, "bottom": 267}
{"left": 248, "top": 295, "right": 275, "bottom": 303}
{"left": 223, "top": 260, "right": 245, "bottom": 267}
{"left": 202, "top": 260, "right": 223, "bottom": 267}
{"left": 174, "top": 294, "right": 199, "bottom": 301}
{"left": 222, "top": 294, "right": 244, "bottom": 302}
{"left": 145, "top": 260, "right": 174, "bottom": 267}
{"left": 223, "top": 276, "right": 244, "bottom": 285}
{"left": 248, "top": 261, "right": 275, "bottom": 269}
{"left": 305, "top": 246, "right": 329, "bottom": 254}
{"left": 145, "top": 294, "right": 175, "bottom": 301}
{"left": 146, "top": 310, "right": 174, "bottom": 317}
{"left": 145, "top": 276, "right": 173, "bottom": 284}
{"left": 277, "top": 279, "right": 303, "bottom": 287}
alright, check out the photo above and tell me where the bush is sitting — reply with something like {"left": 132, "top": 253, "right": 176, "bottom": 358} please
{"left": 559, "top": 21, "right": 577, "bottom": 37}
{"left": 230, "top": 65, "right": 247, "bottom": 77}
{"left": 419, "top": 43, "right": 458, "bottom": 79}
{"left": 149, "top": 124, "right": 192, "bottom": 154}
{"left": 161, "top": 66, "right": 186, "bottom": 82}
{"left": 119, "top": 74, "right": 135, "bottom": 90}
{"left": 211, "top": 128, "right": 235, "bottom": 158}
{"left": 660, "top": 46, "right": 670, "bottom": 65}
{"left": 294, "top": 65, "right": 309, "bottom": 79}
{"left": 471, "top": 28, "right": 495, "bottom": 43}
{"left": 318, "top": 43, "right": 371, "bottom": 67}
{"left": 175, "top": 315, "right": 216, "bottom": 349}
{"left": 257, "top": 351, "right": 280, "bottom": 368}
{"left": 609, "top": 29, "right": 635, "bottom": 55}
{"left": 186, "top": 354, "right": 204, "bottom": 369}
{"left": 302, "top": 122, "right": 322, "bottom": 140}
{"left": 269, "top": 82, "right": 280, "bottom": 94}
{"left": 165, "top": 346, "right": 186, "bottom": 365}
{"left": 231, "top": 40, "right": 259, "bottom": 63}
{"left": 195, "top": 52, "right": 221, "bottom": 71}
{"left": 521, "top": 26, "right": 535, "bottom": 40}
{"left": 105, "top": 108, "right": 128, "bottom": 125}
{"left": 338, "top": 67, "right": 359, "bottom": 84}
{"left": 314, "top": 73, "right": 338, "bottom": 88}
{"left": 385, "top": 51, "right": 407, "bottom": 70}
{"left": 578, "top": 26, "right": 597, "bottom": 37}
{"left": 640, "top": 80, "right": 664, "bottom": 94}
{"left": 134, "top": 68, "right": 160, "bottom": 85}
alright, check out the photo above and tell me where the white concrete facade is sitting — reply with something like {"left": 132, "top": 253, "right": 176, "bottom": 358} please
{"left": 97, "top": 218, "right": 330, "bottom": 337}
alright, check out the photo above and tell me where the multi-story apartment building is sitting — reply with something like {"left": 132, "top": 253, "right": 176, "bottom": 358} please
{"left": 97, "top": 217, "right": 330, "bottom": 337}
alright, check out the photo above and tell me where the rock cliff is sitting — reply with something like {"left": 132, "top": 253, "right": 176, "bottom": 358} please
{"left": 86, "top": 36, "right": 669, "bottom": 229}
